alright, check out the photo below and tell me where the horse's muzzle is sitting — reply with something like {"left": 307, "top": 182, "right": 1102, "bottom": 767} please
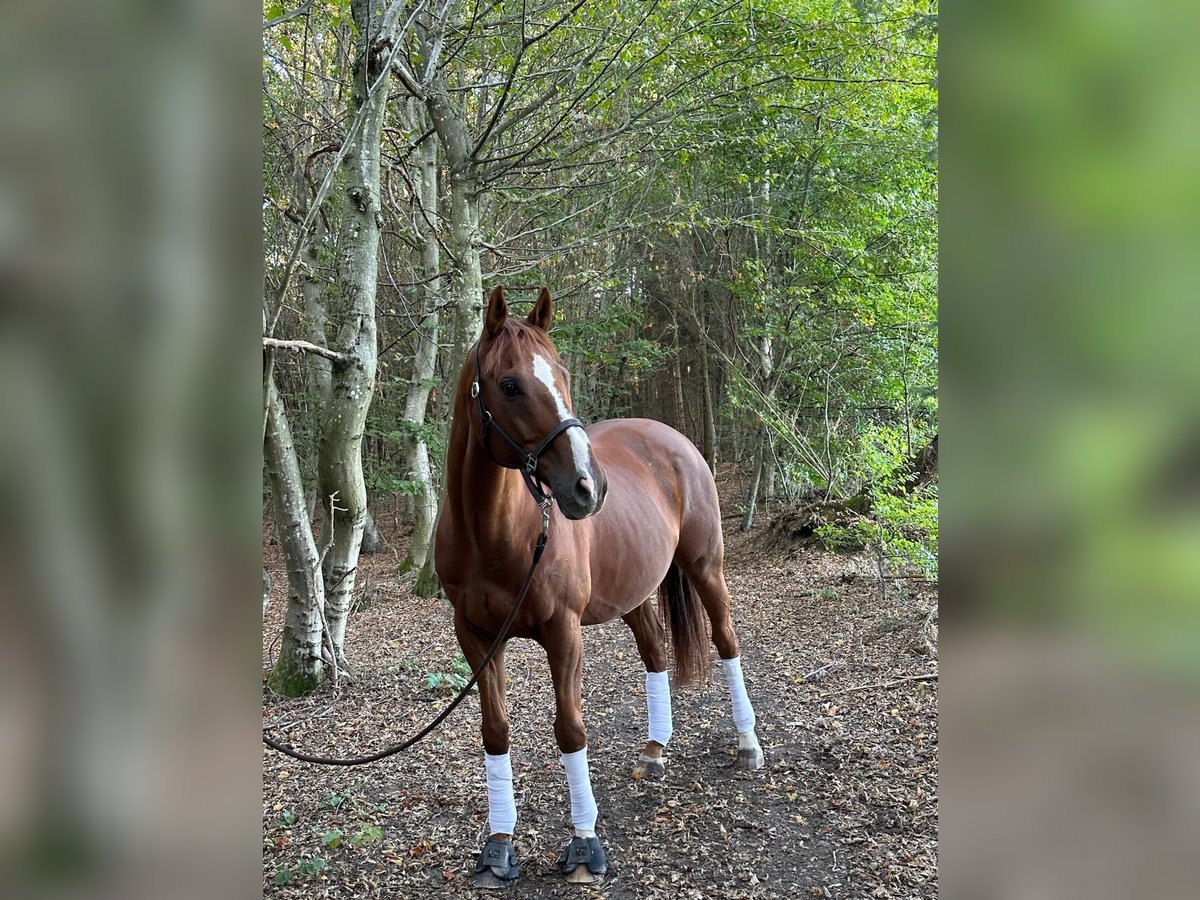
{"left": 557, "top": 467, "right": 607, "bottom": 520}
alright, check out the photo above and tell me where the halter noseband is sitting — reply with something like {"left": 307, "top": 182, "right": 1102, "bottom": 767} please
{"left": 472, "top": 342, "right": 586, "bottom": 509}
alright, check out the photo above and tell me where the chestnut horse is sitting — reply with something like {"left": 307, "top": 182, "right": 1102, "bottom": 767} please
{"left": 435, "top": 285, "right": 764, "bottom": 887}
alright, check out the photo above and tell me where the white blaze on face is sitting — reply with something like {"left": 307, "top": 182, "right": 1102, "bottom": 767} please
{"left": 532, "top": 353, "right": 593, "bottom": 480}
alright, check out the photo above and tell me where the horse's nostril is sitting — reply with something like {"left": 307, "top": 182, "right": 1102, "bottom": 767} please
{"left": 576, "top": 476, "right": 593, "bottom": 499}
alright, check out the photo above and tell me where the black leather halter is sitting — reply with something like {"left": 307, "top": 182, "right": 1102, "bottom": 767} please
{"left": 472, "top": 342, "right": 585, "bottom": 510}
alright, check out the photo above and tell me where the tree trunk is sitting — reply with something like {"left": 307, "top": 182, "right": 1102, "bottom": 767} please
{"left": 400, "top": 111, "right": 442, "bottom": 572}
{"left": 317, "top": 0, "right": 399, "bottom": 660}
{"left": 444, "top": 172, "right": 483, "bottom": 372}
{"left": 762, "top": 431, "right": 777, "bottom": 505}
{"left": 360, "top": 508, "right": 382, "bottom": 553}
{"left": 302, "top": 218, "right": 333, "bottom": 529}
{"left": 740, "top": 437, "right": 765, "bottom": 533}
{"left": 415, "top": 71, "right": 482, "bottom": 603}
{"left": 699, "top": 311, "right": 717, "bottom": 476}
{"left": 426, "top": 75, "right": 483, "bottom": 379}
{"left": 264, "top": 376, "right": 325, "bottom": 695}
{"left": 670, "top": 349, "right": 686, "bottom": 436}
{"left": 902, "top": 434, "right": 938, "bottom": 493}
{"left": 412, "top": 504, "right": 445, "bottom": 598}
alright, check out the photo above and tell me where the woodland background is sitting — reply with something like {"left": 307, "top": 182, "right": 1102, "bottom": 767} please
{"left": 262, "top": 0, "right": 938, "bottom": 695}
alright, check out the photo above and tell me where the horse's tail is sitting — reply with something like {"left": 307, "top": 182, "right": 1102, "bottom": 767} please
{"left": 658, "top": 563, "right": 710, "bottom": 687}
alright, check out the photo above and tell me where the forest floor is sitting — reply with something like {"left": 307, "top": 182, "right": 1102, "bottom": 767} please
{"left": 262, "top": 475, "right": 938, "bottom": 899}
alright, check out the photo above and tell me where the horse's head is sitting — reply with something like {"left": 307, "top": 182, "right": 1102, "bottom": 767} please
{"left": 472, "top": 285, "right": 608, "bottom": 520}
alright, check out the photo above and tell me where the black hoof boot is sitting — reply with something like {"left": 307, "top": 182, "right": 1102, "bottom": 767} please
{"left": 558, "top": 835, "right": 607, "bottom": 884}
{"left": 473, "top": 838, "right": 520, "bottom": 889}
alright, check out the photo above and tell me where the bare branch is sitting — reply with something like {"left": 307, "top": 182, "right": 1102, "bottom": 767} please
{"left": 819, "top": 673, "right": 937, "bottom": 697}
{"left": 263, "top": 337, "right": 349, "bottom": 364}
{"left": 264, "top": 0, "right": 313, "bottom": 31}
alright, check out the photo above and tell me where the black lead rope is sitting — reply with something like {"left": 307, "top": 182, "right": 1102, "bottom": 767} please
{"left": 262, "top": 512, "right": 548, "bottom": 766}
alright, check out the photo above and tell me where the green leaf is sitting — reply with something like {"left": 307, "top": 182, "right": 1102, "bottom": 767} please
{"left": 350, "top": 824, "right": 384, "bottom": 847}
{"left": 322, "top": 828, "right": 344, "bottom": 849}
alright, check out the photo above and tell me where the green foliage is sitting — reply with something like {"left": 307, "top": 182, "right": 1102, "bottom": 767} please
{"left": 363, "top": 417, "right": 445, "bottom": 499}
{"left": 349, "top": 824, "right": 383, "bottom": 847}
{"left": 320, "top": 792, "right": 346, "bottom": 810}
{"left": 552, "top": 304, "right": 671, "bottom": 420}
{"left": 816, "top": 425, "right": 939, "bottom": 579}
{"left": 273, "top": 857, "right": 326, "bottom": 885}
{"left": 321, "top": 828, "right": 344, "bottom": 849}
{"left": 423, "top": 653, "right": 474, "bottom": 693}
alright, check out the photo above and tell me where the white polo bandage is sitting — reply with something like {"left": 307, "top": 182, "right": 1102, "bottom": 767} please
{"left": 484, "top": 752, "right": 517, "bottom": 835}
{"left": 720, "top": 655, "right": 757, "bottom": 734}
{"left": 560, "top": 746, "right": 598, "bottom": 835}
{"left": 645, "top": 669, "right": 673, "bottom": 746}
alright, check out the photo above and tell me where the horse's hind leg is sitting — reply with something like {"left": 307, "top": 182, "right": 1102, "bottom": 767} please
{"left": 680, "top": 557, "right": 766, "bottom": 770}
{"left": 622, "top": 599, "right": 672, "bottom": 780}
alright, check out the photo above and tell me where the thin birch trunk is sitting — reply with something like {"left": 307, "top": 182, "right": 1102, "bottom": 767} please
{"left": 763, "top": 431, "right": 777, "bottom": 505}
{"left": 700, "top": 325, "right": 717, "bottom": 476}
{"left": 741, "top": 435, "right": 765, "bottom": 533}
{"left": 413, "top": 74, "right": 482, "bottom": 599}
{"left": 265, "top": 376, "right": 325, "bottom": 695}
{"left": 302, "top": 212, "right": 332, "bottom": 526}
{"left": 426, "top": 75, "right": 483, "bottom": 378}
{"left": 401, "top": 111, "right": 442, "bottom": 571}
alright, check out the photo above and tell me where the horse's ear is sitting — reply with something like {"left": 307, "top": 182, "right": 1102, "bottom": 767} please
{"left": 527, "top": 286, "right": 553, "bottom": 331}
{"left": 484, "top": 284, "right": 508, "bottom": 340}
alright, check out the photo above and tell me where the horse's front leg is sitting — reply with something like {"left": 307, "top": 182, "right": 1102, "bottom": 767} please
{"left": 543, "top": 619, "right": 608, "bottom": 884}
{"left": 454, "top": 610, "right": 520, "bottom": 889}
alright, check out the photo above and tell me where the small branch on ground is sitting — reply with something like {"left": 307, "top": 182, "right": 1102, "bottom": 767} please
{"left": 820, "top": 672, "right": 937, "bottom": 697}
{"left": 263, "top": 704, "right": 338, "bottom": 733}
{"left": 802, "top": 660, "right": 845, "bottom": 682}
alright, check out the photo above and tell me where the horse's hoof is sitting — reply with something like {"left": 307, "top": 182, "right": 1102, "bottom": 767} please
{"left": 565, "top": 865, "right": 604, "bottom": 884}
{"left": 473, "top": 869, "right": 515, "bottom": 889}
{"left": 473, "top": 838, "right": 519, "bottom": 888}
{"left": 632, "top": 754, "right": 666, "bottom": 780}
{"left": 737, "top": 746, "right": 765, "bottom": 770}
{"left": 558, "top": 835, "right": 607, "bottom": 883}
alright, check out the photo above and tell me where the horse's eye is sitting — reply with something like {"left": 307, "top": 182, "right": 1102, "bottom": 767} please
{"left": 500, "top": 380, "right": 520, "bottom": 397}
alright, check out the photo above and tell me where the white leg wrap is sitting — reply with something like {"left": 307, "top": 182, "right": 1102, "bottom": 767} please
{"left": 645, "top": 669, "right": 673, "bottom": 746}
{"left": 560, "top": 746, "right": 598, "bottom": 836}
{"left": 721, "top": 656, "right": 757, "bottom": 734}
{"left": 484, "top": 752, "right": 517, "bottom": 836}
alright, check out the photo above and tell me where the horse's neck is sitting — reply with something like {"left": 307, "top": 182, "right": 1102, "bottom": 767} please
{"left": 445, "top": 402, "right": 536, "bottom": 553}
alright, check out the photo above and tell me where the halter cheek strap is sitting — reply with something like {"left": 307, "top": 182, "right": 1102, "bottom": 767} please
{"left": 472, "top": 343, "right": 585, "bottom": 508}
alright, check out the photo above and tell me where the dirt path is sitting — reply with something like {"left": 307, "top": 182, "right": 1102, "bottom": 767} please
{"left": 262, "top": 498, "right": 938, "bottom": 899}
